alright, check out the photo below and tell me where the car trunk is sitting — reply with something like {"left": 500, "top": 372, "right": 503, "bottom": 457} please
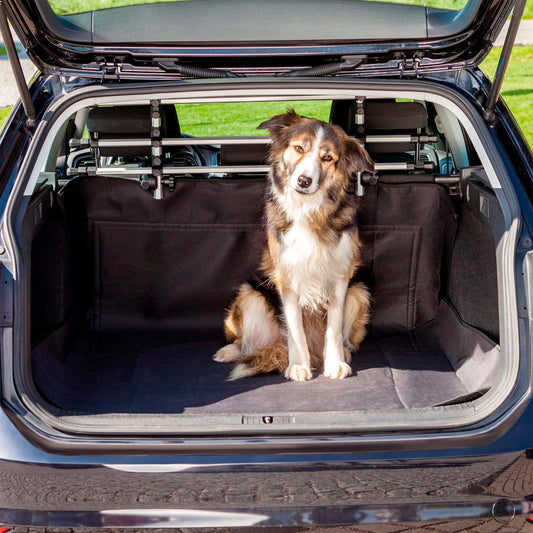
{"left": 22, "top": 93, "right": 505, "bottom": 431}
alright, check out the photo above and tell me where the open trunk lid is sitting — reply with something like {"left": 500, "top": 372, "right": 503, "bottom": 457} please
{"left": 2, "top": 0, "right": 518, "bottom": 78}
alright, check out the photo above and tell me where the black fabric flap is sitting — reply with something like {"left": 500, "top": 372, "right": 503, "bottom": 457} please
{"left": 60, "top": 177, "right": 455, "bottom": 334}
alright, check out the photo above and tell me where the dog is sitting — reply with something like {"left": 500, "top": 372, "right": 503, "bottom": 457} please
{"left": 213, "top": 109, "right": 373, "bottom": 381}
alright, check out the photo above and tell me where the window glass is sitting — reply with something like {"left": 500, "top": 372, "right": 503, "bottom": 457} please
{"left": 176, "top": 101, "right": 332, "bottom": 137}
{"left": 48, "top": 0, "right": 466, "bottom": 17}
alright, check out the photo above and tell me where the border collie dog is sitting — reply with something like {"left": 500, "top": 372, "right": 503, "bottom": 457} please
{"left": 214, "top": 110, "right": 374, "bottom": 381}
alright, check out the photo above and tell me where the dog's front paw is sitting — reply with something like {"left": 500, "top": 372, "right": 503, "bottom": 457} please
{"left": 285, "top": 364, "right": 312, "bottom": 382}
{"left": 323, "top": 360, "right": 353, "bottom": 379}
{"left": 213, "top": 343, "right": 242, "bottom": 363}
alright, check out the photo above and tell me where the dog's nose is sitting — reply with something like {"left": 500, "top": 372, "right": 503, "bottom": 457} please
{"left": 297, "top": 176, "right": 312, "bottom": 189}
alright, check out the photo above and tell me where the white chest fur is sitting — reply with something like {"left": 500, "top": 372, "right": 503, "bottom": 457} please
{"left": 279, "top": 222, "right": 353, "bottom": 310}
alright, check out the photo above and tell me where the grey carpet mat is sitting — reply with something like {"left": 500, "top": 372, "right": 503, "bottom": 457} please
{"left": 32, "top": 328, "right": 469, "bottom": 415}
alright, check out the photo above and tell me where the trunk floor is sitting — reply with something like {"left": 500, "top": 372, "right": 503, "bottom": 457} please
{"left": 32, "top": 329, "right": 470, "bottom": 415}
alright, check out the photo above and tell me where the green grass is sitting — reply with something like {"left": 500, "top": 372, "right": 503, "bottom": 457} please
{"left": 50, "top": 0, "right": 179, "bottom": 14}
{"left": 526, "top": 0, "right": 533, "bottom": 18}
{"left": 480, "top": 45, "right": 533, "bottom": 146}
{"left": 0, "top": 47, "right": 6, "bottom": 56}
{"left": 0, "top": 108, "right": 11, "bottom": 131}
{"left": 48, "top": 0, "right": 533, "bottom": 17}
{"left": 176, "top": 101, "right": 331, "bottom": 137}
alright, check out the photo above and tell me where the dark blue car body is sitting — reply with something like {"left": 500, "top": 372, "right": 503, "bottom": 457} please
{"left": 0, "top": 0, "right": 533, "bottom": 529}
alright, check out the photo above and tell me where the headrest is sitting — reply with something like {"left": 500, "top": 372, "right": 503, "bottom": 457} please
{"left": 330, "top": 99, "right": 431, "bottom": 164}
{"left": 87, "top": 105, "right": 151, "bottom": 136}
{"left": 365, "top": 101, "right": 427, "bottom": 132}
{"left": 161, "top": 105, "right": 181, "bottom": 138}
{"left": 87, "top": 105, "right": 181, "bottom": 158}
{"left": 329, "top": 99, "right": 399, "bottom": 136}
{"left": 87, "top": 105, "right": 181, "bottom": 136}
{"left": 365, "top": 101, "right": 427, "bottom": 155}
{"left": 329, "top": 100, "right": 357, "bottom": 136}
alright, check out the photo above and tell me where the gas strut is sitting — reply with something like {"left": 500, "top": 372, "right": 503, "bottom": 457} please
{"left": 484, "top": 0, "right": 528, "bottom": 122}
{"left": 0, "top": 1, "right": 36, "bottom": 128}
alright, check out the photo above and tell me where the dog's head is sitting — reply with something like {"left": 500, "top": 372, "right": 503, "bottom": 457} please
{"left": 258, "top": 109, "right": 374, "bottom": 197}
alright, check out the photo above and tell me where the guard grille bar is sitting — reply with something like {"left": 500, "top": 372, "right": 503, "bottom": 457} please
{"left": 69, "top": 134, "right": 438, "bottom": 149}
{"left": 67, "top": 161, "right": 436, "bottom": 178}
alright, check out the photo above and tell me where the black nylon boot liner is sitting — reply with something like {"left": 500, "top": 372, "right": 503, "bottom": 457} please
{"left": 31, "top": 176, "right": 471, "bottom": 415}
{"left": 32, "top": 325, "right": 470, "bottom": 414}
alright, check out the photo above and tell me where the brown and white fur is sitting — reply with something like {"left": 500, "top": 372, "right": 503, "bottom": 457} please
{"left": 214, "top": 110, "right": 373, "bottom": 381}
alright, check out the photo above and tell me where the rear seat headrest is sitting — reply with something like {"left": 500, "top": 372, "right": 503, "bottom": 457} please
{"left": 364, "top": 101, "right": 428, "bottom": 155}
{"left": 329, "top": 99, "right": 427, "bottom": 135}
{"left": 365, "top": 101, "right": 427, "bottom": 132}
{"left": 161, "top": 105, "right": 181, "bottom": 138}
{"left": 330, "top": 99, "right": 432, "bottom": 165}
{"left": 87, "top": 105, "right": 181, "bottom": 136}
{"left": 329, "top": 99, "right": 399, "bottom": 136}
{"left": 86, "top": 105, "right": 181, "bottom": 158}
{"left": 87, "top": 106, "right": 151, "bottom": 136}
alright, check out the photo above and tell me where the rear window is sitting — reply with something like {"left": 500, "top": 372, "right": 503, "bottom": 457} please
{"left": 49, "top": 0, "right": 468, "bottom": 15}
{"left": 177, "top": 101, "right": 332, "bottom": 137}
{"left": 43, "top": 0, "right": 480, "bottom": 47}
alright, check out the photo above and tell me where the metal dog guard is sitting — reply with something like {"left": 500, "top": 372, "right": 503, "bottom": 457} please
{"left": 67, "top": 99, "right": 442, "bottom": 198}
{"left": 68, "top": 135, "right": 438, "bottom": 197}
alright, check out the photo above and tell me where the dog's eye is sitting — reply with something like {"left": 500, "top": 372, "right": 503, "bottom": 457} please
{"left": 293, "top": 145, "right": 304, "bottom": 154}
{"left": 322, "top": 154, "right": 334, "bottom": 162}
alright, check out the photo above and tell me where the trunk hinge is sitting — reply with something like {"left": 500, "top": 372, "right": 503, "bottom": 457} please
{"left": 95, "top": 56, "right": 124, "bottom": 83}
{"left": 0, "top": 0, "right": 36, "bottom": 128}
{"left": 484, "top": 0, "right": 528, "bottom": 122}
{"left": 398, "top": 55, "right": 423, "bottom": 78}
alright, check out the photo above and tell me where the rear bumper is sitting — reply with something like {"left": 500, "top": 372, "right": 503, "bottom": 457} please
{"left": 1, "top": 449, "right": 533, "bottom": 529}
{"left": 1, "top": 399, "right": 533, "bottom": 530}
{"left": 0, "top": 500, "right": 532, "bottom": 530}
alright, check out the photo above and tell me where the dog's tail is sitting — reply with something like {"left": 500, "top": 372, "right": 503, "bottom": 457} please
{"left": 228, "top": 343, "right": 289, "bottom": 381}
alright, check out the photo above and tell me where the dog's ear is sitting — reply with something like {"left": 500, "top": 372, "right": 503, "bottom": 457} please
{"left": 257, "top": 109, "right": 302, "bottom": 136}
{"left": 342, "top": 136, "right": 375, "bottom": 175}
